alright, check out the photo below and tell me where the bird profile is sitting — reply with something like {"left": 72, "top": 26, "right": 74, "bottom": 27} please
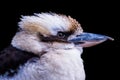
{"left": 0, "top": 12, "right": 114, "bottom": 80}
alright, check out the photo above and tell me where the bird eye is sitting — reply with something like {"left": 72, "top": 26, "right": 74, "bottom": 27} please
{"left": 57, "top": 32, "right": 65, "bottom": 38}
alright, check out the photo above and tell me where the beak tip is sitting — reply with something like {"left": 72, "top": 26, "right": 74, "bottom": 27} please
{"left": 107, "top": 37, "right": 114, "bottom": 41}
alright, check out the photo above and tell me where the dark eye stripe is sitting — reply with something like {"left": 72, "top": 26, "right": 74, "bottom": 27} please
{"left": 39, "top": 31, "right": 73, "bottom": 42}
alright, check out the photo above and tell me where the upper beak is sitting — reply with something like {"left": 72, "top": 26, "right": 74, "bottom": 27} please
{"left": 68, "top": 32, "right": 114, "bottom": 47}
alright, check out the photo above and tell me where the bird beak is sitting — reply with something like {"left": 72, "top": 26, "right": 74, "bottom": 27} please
{"left": 68, "top": 32, "right": 114, "bottom": 47}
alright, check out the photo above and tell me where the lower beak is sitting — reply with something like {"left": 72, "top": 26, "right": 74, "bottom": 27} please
{"left": 68, "top": 32, "right": 114, "bottom": 47}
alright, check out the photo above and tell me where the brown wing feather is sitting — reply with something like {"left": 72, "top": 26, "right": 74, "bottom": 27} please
{"left": 0, "top": 45, "right": 39, "bottom": 76}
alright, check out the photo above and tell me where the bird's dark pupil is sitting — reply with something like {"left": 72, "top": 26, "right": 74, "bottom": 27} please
{"left": 58, "top": 32, "right": 65, "bottom": 38}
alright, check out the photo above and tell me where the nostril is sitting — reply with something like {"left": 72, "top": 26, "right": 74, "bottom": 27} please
{"left": 76, "top": 35, "right": 80, "bottom": 37}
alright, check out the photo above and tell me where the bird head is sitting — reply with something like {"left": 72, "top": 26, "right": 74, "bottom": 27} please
{"left": 11, "top": 13, "right": 114, "bottom": 55}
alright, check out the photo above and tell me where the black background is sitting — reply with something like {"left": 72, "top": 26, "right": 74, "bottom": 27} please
{"left": 0, "top": 0, "right": 119, "bottom": 80}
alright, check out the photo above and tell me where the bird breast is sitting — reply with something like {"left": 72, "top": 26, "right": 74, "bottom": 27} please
{"left": 25, "top": 48, "right": 85, "bottom": 80}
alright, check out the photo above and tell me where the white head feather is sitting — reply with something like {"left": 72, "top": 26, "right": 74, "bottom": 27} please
{"left": 18, "top": 13, "right": 82, "bottom": 36}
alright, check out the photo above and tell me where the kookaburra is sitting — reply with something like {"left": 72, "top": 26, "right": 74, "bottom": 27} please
{"left": 0, "top": 13, "right": 114, "bottom": 80}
